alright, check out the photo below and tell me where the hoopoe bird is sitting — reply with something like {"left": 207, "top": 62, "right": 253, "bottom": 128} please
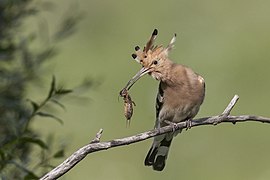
{"left": 124, "top": 29, "right": 205, "bottom": 171}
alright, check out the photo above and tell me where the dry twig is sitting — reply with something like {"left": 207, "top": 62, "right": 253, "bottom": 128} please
{"left": 40, "top": 95, "right": 270, "bottom": 180}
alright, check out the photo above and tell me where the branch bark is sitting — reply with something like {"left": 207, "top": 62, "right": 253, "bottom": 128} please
{"left": 40, "top": 95, "right": 270, "bottom": 180}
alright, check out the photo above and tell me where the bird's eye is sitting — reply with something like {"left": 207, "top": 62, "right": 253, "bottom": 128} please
{"left": 153, "top": 60, "right": 158, "bottom": 65}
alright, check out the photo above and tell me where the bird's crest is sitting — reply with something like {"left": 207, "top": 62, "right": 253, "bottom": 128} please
{"left": 131, "top": 29, "right": 176, "bottom": 66}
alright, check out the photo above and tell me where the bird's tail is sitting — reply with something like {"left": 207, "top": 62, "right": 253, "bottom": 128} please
{"left": 144, "top": 133, "right": 174, "bottom": 171}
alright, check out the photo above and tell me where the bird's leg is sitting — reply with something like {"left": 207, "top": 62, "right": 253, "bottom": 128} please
{"left": 185, "top": 119, "right": 192, "bottom": 130}
{"left": 155, "top": 121, "right": 161, "bottom": 133}
{"left": 164, "top": 120, "right": 178, "bottom": 132}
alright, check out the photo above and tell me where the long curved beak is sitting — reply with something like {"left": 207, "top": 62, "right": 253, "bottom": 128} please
{"left": 124, "top": 67, "right": 151, "bottom": 90}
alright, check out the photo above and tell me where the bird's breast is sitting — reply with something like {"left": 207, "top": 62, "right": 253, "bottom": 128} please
{"left": 158, "top": 82, "right": 203, "bottom": 125}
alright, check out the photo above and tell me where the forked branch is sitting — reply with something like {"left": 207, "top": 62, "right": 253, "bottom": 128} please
{"left": 40, "top": 95, "right": 270, "bottom": 180}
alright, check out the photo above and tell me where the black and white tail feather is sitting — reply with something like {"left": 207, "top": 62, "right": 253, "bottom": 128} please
{"left": 144, "top": 131, "right": 175, "bottom": 171}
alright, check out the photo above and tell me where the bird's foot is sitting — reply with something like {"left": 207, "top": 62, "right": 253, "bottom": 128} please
{"left": 155, "top": 127, "right": 161, "bottom": 134}
{"left": 155, "top": 123, "right": 161, "bottom": 133}
{"left": 185, "top": 119, "right": 192, "bottom": 130}
{"left": 164, "top": 120, "right": 178, "bottom": 132}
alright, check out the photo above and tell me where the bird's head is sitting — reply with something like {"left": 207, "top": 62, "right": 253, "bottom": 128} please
{"left": 125, "top": 29, "right": 176, "bottom": 90}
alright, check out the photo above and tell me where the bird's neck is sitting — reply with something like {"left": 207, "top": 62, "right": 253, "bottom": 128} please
{"left": 160, "top": 62, "right": 185, "bottom": 85}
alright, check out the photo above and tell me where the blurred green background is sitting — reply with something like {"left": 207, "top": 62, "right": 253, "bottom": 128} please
{"left": 31, "top": 0, "right": 270, "bottom": 179}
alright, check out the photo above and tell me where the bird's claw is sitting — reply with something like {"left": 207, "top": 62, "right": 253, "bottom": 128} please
{"left": 164, "top": 120, "right": 178, "bottom": 132}
{"left": 186, "top": 119, "right": 192, "bottom": 130}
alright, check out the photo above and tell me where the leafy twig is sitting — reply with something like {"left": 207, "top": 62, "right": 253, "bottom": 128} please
{"left": 26, "top": 76, "right": 73, "bottom": 130}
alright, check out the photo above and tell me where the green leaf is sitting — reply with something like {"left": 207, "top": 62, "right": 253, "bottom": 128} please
{"left": 47, "top": 75, "right": 56, "bottom": 99}
{"left": 55, "top": 88, "right": 73, "bottom": 95}
{"left": 36, "top": 112, "right": 63, "bottom": 124}
{"left": 36, "top": 48, "right": 56, "bottom": 63}
{"left": 50, "top": 99, "right": 66, "bottom": 110}
{"left": 27, "top": 99, "right": 40, "bottom": 112}
{"left": 20, "top": 137, "right": 48, "bottom": 149}
{"left": 53, "top": 149, "right": 65, "bottom": 158}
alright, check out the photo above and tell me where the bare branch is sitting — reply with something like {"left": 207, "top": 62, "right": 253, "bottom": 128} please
{"left": 221, "top": 94, "right": 239, "bottom": 116}
{"left": 40, "top": 95, "right": 270, "bottom": 180}
{"left": 90, "top": 128, "right": 103, "bottom": 143}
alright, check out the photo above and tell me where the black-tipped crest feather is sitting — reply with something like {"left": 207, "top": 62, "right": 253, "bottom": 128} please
{"left": 145, "top": 29, "right": 158, "bottom": 53}
{"left": 135, "top": 46, "right": 140, "bottom": 51}
{"left": 131, "top": 54, "right": 137, "bottom": 59}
